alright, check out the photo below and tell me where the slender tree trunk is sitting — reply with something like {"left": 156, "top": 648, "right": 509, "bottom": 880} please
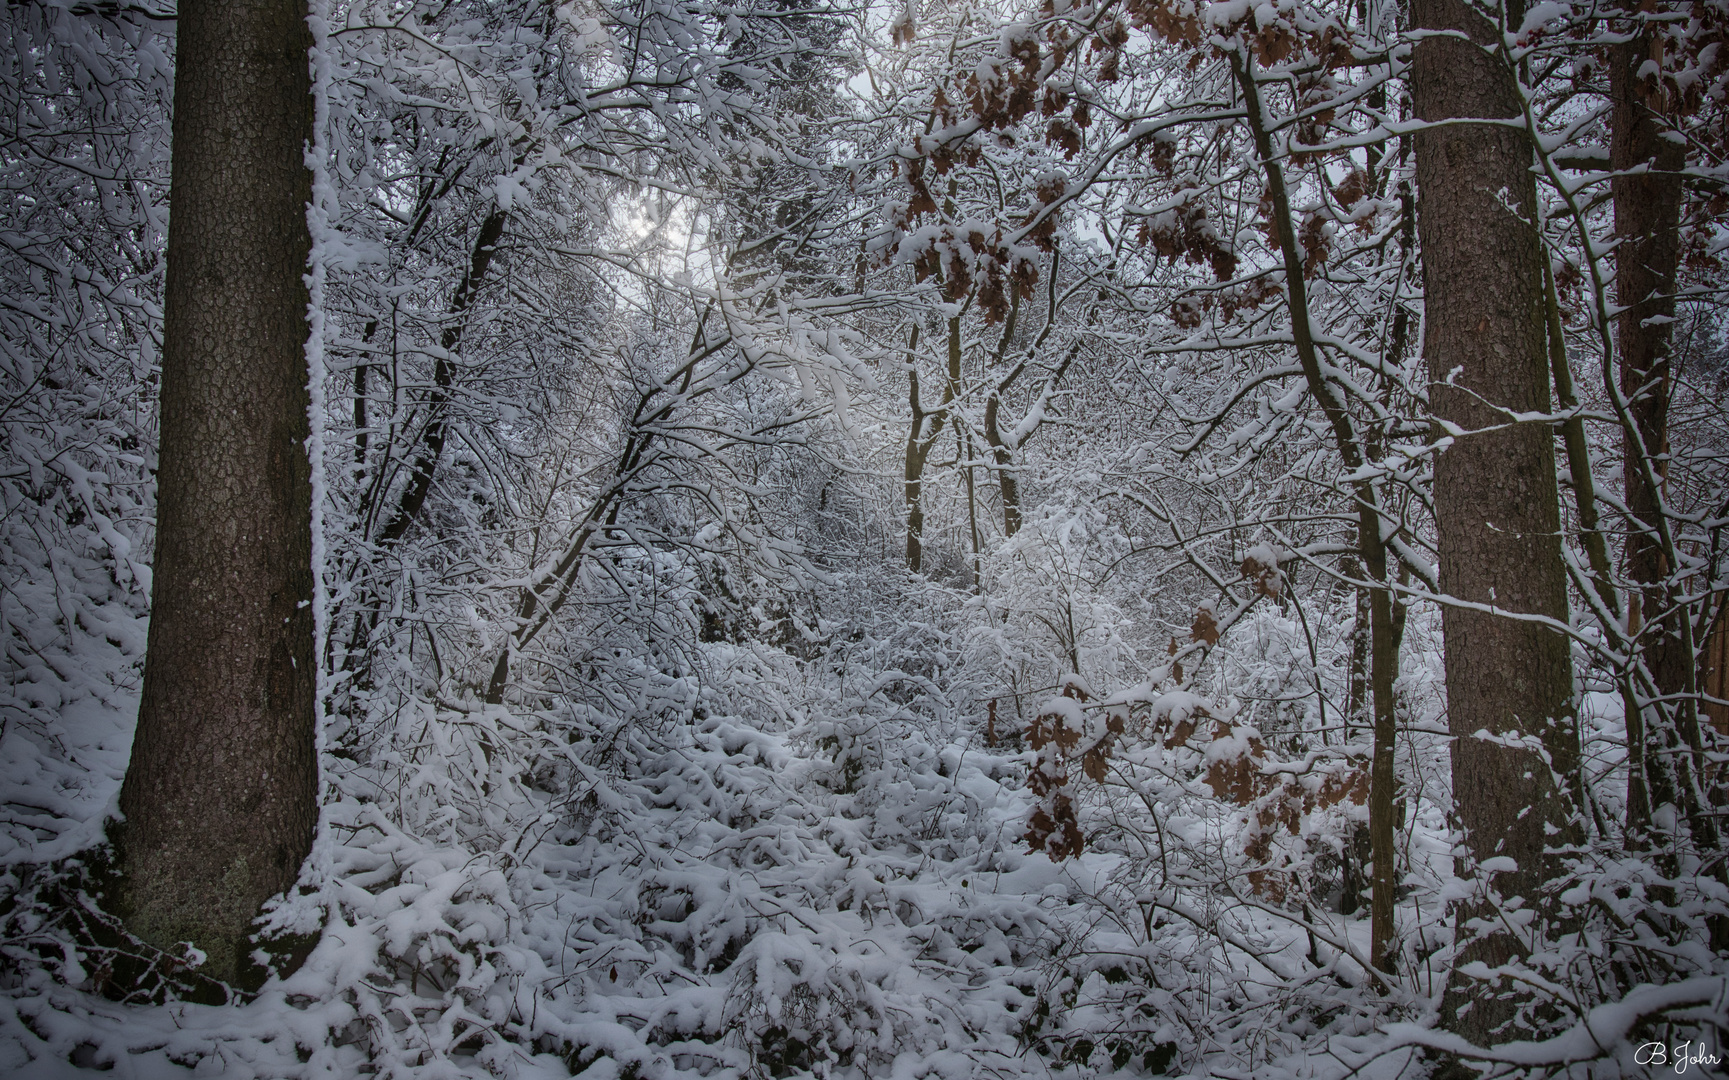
{"left": 983, "top": 392, "right": 1023, "bottom": 538}
{"left": 960, "top": 424, "right": 981, "bottom": 588}
{"left": 1235, "top": 53, "right": 1404, "bottom": 973}
{"left": 1410, "top": 0, "right": 1581, "bottom": 1044}
{"left": 984, "top": 344, "right": 1079, "bottom": 542}
{"left": 353, "top": 324, "right": 373, "bottom": 470}
{"left": 1364, "top": 524, "right": 1400, "bottom": 973}
{"left": 905, "top": 426, "right": 933, "bottom": 573}
{"left": 983, "top": 268, "right": 1029, "bottom": 538}
{"left": 1544, "top": 267, "right": 1627, "bottom": 839}
{"left": 1345, "top": 567, "right": 1370, "bottom": 735}
{"left": 117, "top": 0, "right": 317, "bottom": 984}
{"left": 1609, "top": 11, "right": 1712, "bottom": 846}
{"left": 481, "top": 311, "right": 728, "bottom": 705}
{"left": 1704, "top": 598, "right": 1729, "bottom": 739}
{"left": 981, "top": 258, "right": 1082, "bottom": 541}
{"left": 905, "top": 316, "right": 959, "bottom": 572}
{"left": 905, "top": 410, "right": 930, "bottom": 572}
{"left": 1340, "top": 564, "right": 1370, "bottom": 916}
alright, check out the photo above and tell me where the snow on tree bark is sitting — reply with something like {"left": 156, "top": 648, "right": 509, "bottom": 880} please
{"left": 1411, "top": 0, "right": 1583, "bottom": 1046}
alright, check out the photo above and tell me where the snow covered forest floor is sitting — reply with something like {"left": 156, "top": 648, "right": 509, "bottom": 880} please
{"left": 6, "top": 565, "right": 1405, "bottom": 1080}
{"left": 6, "top": 546, "right": 1724, "bottom": 1079}
{"left": 5, "top": 0, "right": 1729, "bottom": 1076}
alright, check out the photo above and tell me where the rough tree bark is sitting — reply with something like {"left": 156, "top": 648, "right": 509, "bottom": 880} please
{"left": 116, "top": 0, "right": 317, "bottom": 984}
{"left": 1411, "top": 0, "right": 1582, "bottom": 1046}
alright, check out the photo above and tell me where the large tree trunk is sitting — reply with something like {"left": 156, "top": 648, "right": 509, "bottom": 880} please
{"left": 117, "top": 0, "right": 317, "bottom": 985}
{"left": 1410, "top": 0, "right": 1581, "bottom": 1045}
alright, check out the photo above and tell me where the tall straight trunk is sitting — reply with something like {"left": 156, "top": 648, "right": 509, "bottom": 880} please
{"left": 1363, "top": 515, "right": 1400, "bottom": 974}
{"left": 960, "top": 424, "right": 981, "bottom": 588}
{"left": 982, "top": 288, "right": 1023, "bottom": 538}
{"left": 905, "top": 409, "right": 930, "bottom": 571}
{"left": 117, "top": 0, "right": 317, "bottom": 984}
{"left": 1339, "top": 565, "right": 1370, "bottom": 916}
{"left": 1610, "top": 12, "right": 1702, "bottom": 836}
{"left": 1410, "top": 0, "right": 1581, "bottom": 1045}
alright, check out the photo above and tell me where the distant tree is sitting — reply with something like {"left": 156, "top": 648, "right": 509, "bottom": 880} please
{"left": 115, "top": 0, "right": 317, "bottom": 983}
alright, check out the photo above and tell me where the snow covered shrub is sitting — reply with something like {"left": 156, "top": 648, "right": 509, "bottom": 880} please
{"left": 977, "top": 504, "right": 1139, "bottom": 694}
{"left": 969, "top": 568, "right": 1449, "bottom": 1075}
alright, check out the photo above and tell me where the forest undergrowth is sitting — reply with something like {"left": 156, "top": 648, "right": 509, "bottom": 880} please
{"left": 6, "top": 531, "right": 1723, "bottom": 1078}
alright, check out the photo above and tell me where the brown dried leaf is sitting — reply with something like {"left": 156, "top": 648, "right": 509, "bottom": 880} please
{"left": 1191, "top": 605, "right": 1220, "bottom": 646}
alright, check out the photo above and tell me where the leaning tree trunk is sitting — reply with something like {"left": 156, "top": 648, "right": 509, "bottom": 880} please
{"left": 1410, "top": 0, "right": 1581, "bottom": 1046}
{"left": 117, "top": 0, "right": 317, "bottom": 985}
{"left": 1235, "top": 51, "right": 1404, "bottom": 973}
